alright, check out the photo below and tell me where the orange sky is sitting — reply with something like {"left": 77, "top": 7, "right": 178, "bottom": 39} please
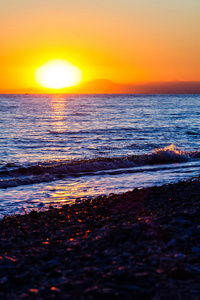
{"left": 1, "top": 0, "right": 200, "bottom": 92}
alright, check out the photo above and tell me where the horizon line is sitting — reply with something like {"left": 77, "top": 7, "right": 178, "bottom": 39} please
{"left": 1, "top": 79, "right": 200, "bottom": 94}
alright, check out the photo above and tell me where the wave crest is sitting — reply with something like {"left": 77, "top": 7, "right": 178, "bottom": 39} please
{"left": 0, "top": 144, "right": 199, "bottom": 189}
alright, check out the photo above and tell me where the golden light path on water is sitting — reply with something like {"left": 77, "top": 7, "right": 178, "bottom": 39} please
{"left": 50, "top": 95, "right": 66, "bottom": 132}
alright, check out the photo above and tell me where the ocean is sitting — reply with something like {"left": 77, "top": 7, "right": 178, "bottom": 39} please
{"left": 0, "top": 94, "right": 200, "bottom": 217}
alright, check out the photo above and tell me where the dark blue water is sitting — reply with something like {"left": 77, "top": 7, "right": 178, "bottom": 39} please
{"left": 0, "top": 94, "right": 200, "bottom": 217}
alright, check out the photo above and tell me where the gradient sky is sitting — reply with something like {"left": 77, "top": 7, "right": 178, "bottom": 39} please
{"left": 1, "top": 0, "right": 200, "bottom": 90}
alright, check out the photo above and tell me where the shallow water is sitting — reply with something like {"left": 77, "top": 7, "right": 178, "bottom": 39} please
{"left": 0, "top": 94, "right": 200, "bottom": 217}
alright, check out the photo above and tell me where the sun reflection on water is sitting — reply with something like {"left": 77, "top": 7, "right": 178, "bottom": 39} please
{"left": 50, "top": 95, "right": 67, "bottom": 133}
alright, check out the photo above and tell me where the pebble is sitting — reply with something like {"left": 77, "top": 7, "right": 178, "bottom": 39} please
{"left": 192, "top": 247, "right": 200, "bottom": 255}
{"left": 174, "top": 253, "right": 185, "bottom": 259}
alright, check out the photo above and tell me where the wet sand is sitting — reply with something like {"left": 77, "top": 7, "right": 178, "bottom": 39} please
{"left": 1, "top": 176, "right": 200, "bottom": 299}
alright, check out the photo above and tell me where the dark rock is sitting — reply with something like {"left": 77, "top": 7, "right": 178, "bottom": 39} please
{"left": 29, "top": 210, "right": 38, "bottom": 218}
{"left": 192, "top": 247, "right": 200, "bottom": 255}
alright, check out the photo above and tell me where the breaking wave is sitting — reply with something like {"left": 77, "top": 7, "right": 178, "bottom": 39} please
{"left": 0, "top": 144, "right": 200, "bottom": 189}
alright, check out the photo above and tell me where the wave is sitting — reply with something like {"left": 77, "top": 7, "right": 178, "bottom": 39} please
{"left": 0, "top": 144, "right": 200, "bottom": 189}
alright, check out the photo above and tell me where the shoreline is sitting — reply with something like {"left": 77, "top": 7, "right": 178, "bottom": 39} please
{"left": 1, "top": 176, "right": 200, "bottom": 299}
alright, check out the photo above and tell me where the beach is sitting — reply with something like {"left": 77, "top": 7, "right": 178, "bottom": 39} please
{"left": 1, "top": 0, "right": 200, "bottom": 297}
{"left": 1, "top": 176, "right": 200, "bottom": 299}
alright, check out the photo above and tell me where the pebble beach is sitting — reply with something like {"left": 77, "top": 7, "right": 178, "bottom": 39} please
{"left": 1, "top": 176, "right": 200, "bottom": 299}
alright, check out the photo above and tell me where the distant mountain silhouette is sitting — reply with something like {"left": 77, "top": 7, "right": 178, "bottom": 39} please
{"left": 73, "top": 79, "right": 122, "bottom": 93}
{"left": 1, "top": 79, "right": 200, "bottom": 94}
{"left": 66, "top": 79, "right": 200, "bottom": 94}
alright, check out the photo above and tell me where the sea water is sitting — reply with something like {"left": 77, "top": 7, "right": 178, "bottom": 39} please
{"left": 0, "top": 94, "right": 200, "bottom": 217}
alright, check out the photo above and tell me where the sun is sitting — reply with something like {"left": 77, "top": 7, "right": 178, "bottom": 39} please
{"left": 35, "top": 59, "right": 82, "bottom": 89}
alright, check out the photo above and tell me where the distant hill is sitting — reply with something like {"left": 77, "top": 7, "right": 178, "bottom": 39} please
{"left": 74, "top": 79, "right": 200, "bottom": 94}
{"left": 1, "top": 80, "right": 200, "bottom": 94}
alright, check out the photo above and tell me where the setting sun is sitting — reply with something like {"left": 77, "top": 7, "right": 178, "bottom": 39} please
{"left": 35, "top": 59, "right": 82, "bottom": 89}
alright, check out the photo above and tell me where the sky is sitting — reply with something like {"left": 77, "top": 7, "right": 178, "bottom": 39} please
{"left": 1, "top": 0, "right": 200, "bottom": 92}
